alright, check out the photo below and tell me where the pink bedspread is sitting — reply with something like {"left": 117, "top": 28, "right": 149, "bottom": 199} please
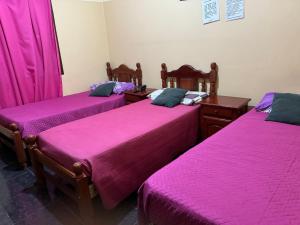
{"left": 0, "top": 92, "right": 125, "bottom": 138}
{"left": 138, "top": 110, "right": 300, "bottom": 225}
{"left": 38, "top": 99, "right": 200, "bottom": 209}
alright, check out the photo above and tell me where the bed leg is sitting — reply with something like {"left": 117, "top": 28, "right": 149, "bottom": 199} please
{"left": 73, "top": 163, "right": 95, "bottom": 225}
{"left": 26, "top": 136, "right": 47, "bottom": 188}
{"left": 9, "top": 124, "right": 27, "bottom": 168}
{"left": 32, "top": 148, "right": 47, "bottom": 188}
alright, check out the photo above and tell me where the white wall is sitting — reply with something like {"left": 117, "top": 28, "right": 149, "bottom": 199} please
{"left": 52, "top": 0, "right": 110, "bottom": 95}
{"left": 103, "top": 0, "right": 300, "bottom": 103}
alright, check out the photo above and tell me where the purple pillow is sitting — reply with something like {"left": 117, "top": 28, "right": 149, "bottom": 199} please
{"left": 255, "top": 92, "right": 275, "bottom": 111}
{"left": 114, "top": 82, "right": 135, "bottom": 94}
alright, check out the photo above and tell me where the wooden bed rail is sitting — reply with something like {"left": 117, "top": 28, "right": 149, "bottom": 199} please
{"left": 26, "top": 136, "right": 95, "bottom": 225}
{"left": 0, "top": 123, "right": 26, "bottom": 168}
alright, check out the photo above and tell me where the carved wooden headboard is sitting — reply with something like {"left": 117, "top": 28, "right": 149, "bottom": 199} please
{"left": 106, "top": 62, "right": 142, "bottom": 86}
{"left": 161, "top": 63, "right": 218, "bottom": 96}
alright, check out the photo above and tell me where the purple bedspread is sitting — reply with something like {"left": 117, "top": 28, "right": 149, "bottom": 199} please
{"left": 0, "top": 92, "right": 125, "bottom": 138}
{"left": 138, "top": 110, "right": 300, "bottom": 225}
{"left": 38, "top": 99, "right": 200, "bottom": 209}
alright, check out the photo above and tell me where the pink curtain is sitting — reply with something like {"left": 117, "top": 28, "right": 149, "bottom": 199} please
{"left": 0, "top": 0, "right": 63, "bottom": 109}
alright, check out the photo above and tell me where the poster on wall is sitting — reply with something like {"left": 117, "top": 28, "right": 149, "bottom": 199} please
{"left": 202, "top": 0, "right": 220, "bottom": 24}
{"left": 226, "top": 0, "right": 244, "bottom": 21}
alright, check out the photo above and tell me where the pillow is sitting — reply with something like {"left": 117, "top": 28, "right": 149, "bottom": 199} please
{"left": 90, "top": 83, "right": 99, "bottom": 91}
{"left": 181, "top": 91, "right": 208, "bottom": 105}
{"left": 89, "top": 82, "right": 116, "bottom": 97}
{"left": 91, "top": 81, "right": 135, "bottom": 94}
{"left": 148, "top": 89, "right": 208, "bottom": 106}
{"left": 261, "top": 107, "right": 272, "bottom": 113}
{"left": 147, "top": 89, "right": 165, "bottom": 100}
{"left": 255, "top": 92, "right": 274, "bottom": 112}
{"left": 114, "top": 82, "right": 135, "bottom": 94}
{"left": 90, "top": 81, "right": 114, "bottom": 91}
{"left": 266, "top": 93, "right": 300, "bottom": 125}
{"left": 152, "top": 88, "right": 187, "bottom": 108}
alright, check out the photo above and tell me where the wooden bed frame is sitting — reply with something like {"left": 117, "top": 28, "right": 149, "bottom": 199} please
{"left": 27, "top": 63, "right": 218, "bottom": 225}
{"left": 161, "top": 62, "right": 218, "bottom": 96}
{"left": 0, "top": 62, "right": 143, "bottom": 169}
{"left": 107, "top": 62, "right": 142, "bottom": 86}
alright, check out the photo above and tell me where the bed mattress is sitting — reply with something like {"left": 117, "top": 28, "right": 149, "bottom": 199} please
{"left": 0, "top": 92, "right": 125, "bottom": 137}
{"left": 138, "top": 110, "right": 300, "bottom": 225}
{"left": 38, "top": 99, "right": 200, "bottom": 209}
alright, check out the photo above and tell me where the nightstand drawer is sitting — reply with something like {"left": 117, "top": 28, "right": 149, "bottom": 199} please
{"left": 200, "top": 95, "right": 251, "bottom": 140}
{"left": 202, "top": 106, "right": 233, "bottom": 119}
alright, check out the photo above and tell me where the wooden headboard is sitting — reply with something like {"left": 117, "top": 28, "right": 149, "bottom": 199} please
{"left": 106, "top": 62, "right": 142, "bottom": 86}
{"left": 161, "top": 63, "right": 218, "bottom": 96}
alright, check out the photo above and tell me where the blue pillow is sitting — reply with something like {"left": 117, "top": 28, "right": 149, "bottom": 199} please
{"left": 266, "top": 93, "right": 300, "bottom": 126}
{"left": 90, "top": 82, "right": 116, "bottom": 97}
{"left": 152, "top": 88, "right": 187, "bottom": 108}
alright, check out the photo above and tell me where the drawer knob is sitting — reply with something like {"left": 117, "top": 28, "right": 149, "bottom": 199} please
{"left": 214, "top": 109, "right": 218, "bottom": 114}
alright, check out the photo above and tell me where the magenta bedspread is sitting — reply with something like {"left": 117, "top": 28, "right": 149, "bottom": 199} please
{"left": 38, "top": 99, "right": 200, "bottom": 209}
{"left": 0, "top": 92, "right": 125, "bottom": 138}
{"left": 138, "top": 110, "right": 300, "bottom": 225}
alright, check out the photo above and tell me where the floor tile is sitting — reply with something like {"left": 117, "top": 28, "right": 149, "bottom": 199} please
{"left": 0, "top": 204, "right": 14, "bottom": 225}
{"left": 0, "top": 148, "right": 138, "bottom": 225}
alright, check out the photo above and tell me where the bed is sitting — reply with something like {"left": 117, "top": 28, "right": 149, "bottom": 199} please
{"left": 27, "top": 63, "right": 218, "bottom": 225}
{"left": 0, "top": 62, "right": 142, "bottom": 168}
{"left": 138, "top": 109, "right": 300, "bottom": 225}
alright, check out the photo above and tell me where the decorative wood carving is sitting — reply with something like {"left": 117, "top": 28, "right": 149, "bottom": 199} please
{"left": 73, "top": 162, "right": 84, "bottom": 178}
{"left": 25, "top": 135, "right": 37, "bottom": 150}
{"left": 161, "top": 63, "right": 218, "bottom": 96}
{"left": 106, "top": 62, "right": 142, "bottom": 86}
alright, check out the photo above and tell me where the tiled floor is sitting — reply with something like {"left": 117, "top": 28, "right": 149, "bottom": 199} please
{"left": 0, "top": 144, "right": 138, "bottom": 225}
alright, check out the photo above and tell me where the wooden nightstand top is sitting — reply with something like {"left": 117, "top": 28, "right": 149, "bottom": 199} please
{"left": 124, "top": 88, "right": 156, "bottom": 97}
{"left": 201, "top": 95, "right": 251, "bottom": 109}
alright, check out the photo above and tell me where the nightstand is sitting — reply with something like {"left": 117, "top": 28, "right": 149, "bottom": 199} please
{"left": 124, "top": 88, "right": 156, "bottom": 104}
{"left": 200, "top": 95, "right": 251, "bottom": 139}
